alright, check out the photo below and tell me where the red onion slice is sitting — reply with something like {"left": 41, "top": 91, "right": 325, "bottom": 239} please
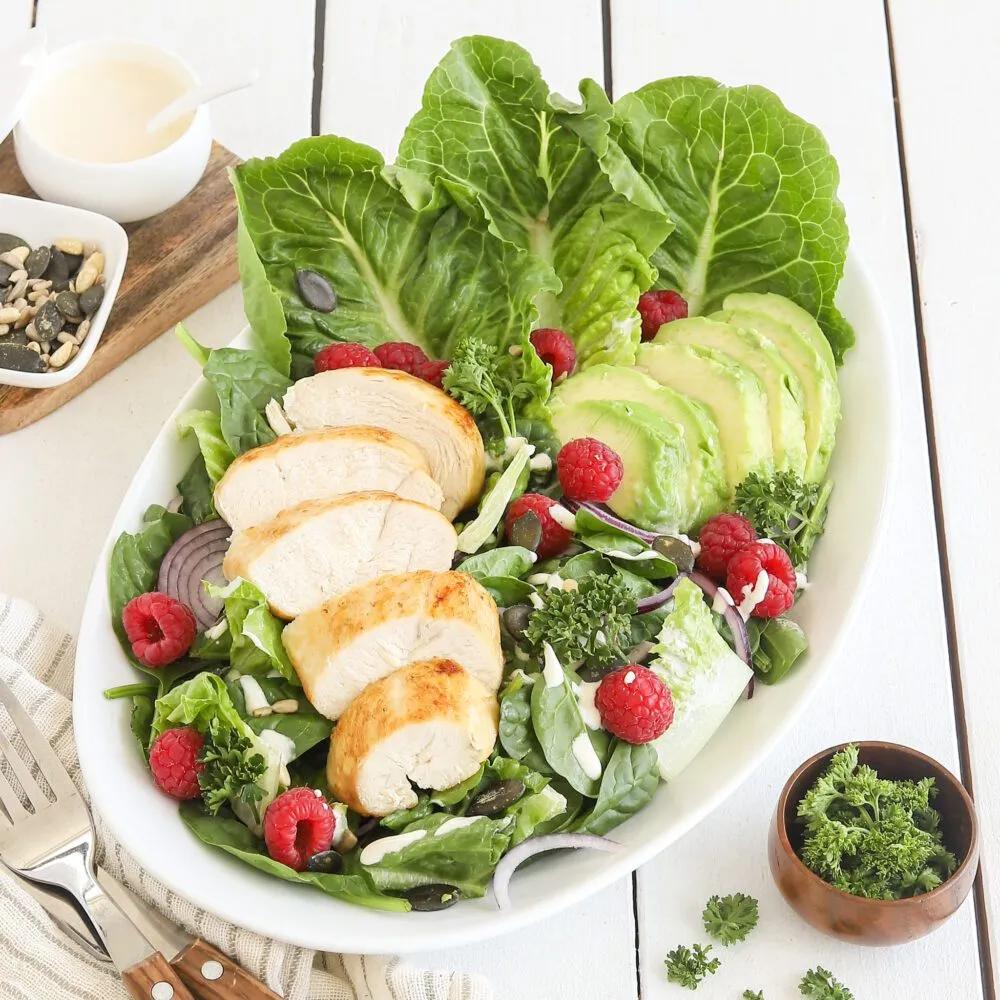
{"left": 493, "top": 833, "right": 622, "bottom": 910}
{"left": 560, "top": 500, "right": 659, "bottom": 544}
{"left": 156, "top": 520, "right": 231, "bottom": 629}
{"left": 636, "top": 574, "right": 686, "bottom": 613}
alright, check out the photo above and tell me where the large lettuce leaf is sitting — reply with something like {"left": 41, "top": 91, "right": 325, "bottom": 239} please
{"left": 610, "top": 77, "right": 853, "bottom": 363}
{"left": 233, "top": 135, "right": 551, "bottom": 375}
{"left": 395, "top": 36, "right": 673, "bottom": 367}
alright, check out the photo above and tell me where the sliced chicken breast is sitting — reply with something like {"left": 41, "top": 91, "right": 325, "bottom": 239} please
{"left": 282, "top": 368, "right": 485, "bottom": 520}
{"left": 222, "top": 492, "right": 456, "bottom": 619}
{"left": 283, "top": 570, "right": 503, "bottom": 720}
{"left": 213, "top": 426, "right": 444, "bottom": 533}
{"left": 328, "top": 658, "right": 498, "bottom": 816}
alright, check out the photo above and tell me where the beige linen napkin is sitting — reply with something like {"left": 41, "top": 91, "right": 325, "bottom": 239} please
{"left": 0, "top": 596, "right": 492, "bottom": 1000}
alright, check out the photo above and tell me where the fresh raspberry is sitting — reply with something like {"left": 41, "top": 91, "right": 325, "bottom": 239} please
{"left": 314, "top": 342, "right": 380, "bottom": 373}
{"left": 529, "top": 328, "right": 576, "bottom": 380}
{"left": 696, "top": 513, "right": 758, "bottom": 583}
{"left": 122, "top": 592, "right": 197, "bottom": 668}
{"left": 637, "top": 290, "right": 688, "bottom": 341}
{"left": 504, "top": 493, "right": 572, "bottom": 559}
{"left": 373, "top": 341, "right": 428, "bottom": 375}
{"left": 417, "top": 359, "right": 449, "bottom": 388}
{"left": 557, "top": 438, "right": 624, "bottom": 502}
{"left": 263, "top": 787, "right": 336, "bottom": 871}
{"left": 726, "top": 541, "right": 797, "bottom": 619}
{"left": 595, "top": 666, "right": 674, "bottom": 744}
{"left": 148, "top": 726, "right": 204, "bottom": 800}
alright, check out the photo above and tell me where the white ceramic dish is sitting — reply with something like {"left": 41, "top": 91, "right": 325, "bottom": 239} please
{"left": 14, "top": 39, "right": 212, "bottom": 224}
{"left": 74, "top": 257, "right": 897, "bottom": 954}
{"left": 0, "top": 193, "right": 127, "bottom": 389}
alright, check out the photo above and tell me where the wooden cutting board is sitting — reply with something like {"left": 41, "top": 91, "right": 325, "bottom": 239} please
{"left": 0, "top": 137, "right": 240, "bottom": 434}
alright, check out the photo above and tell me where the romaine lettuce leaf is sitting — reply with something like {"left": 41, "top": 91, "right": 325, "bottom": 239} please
{"left": 610, "top": 77, "right": 853, "bottom": 363}
{"left": 233, "top": 135, "right": 552, "bottom": 375}
{"left": 649, "top": 578, "right": 752, "bottom": 780}
{"left": 176, "top": 409, "right": 235, "bottom": 484}
{"left": 395, "top": 36, "right": 673, "bottom": 367}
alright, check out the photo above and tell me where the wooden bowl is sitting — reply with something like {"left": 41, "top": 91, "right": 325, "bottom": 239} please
{"left": 769, "top": 741, "right": 980, "bottom": 946}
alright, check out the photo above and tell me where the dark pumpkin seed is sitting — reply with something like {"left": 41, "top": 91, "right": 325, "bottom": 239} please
{"left": 403, "top": 884, "right": 462, "bottom": 911}
{"left": 509, "top": 510, "right": 542, "bottom": 551}
{"left": 652, "top": 535, "right": 694, "bottom": 573}
{"left": 296, "top": 269, "right": 337, "bottom": 312}
{"left": 467, "top": 779, "right": 525, "bottom": 816}
{"left": 62, "top": 252, "right": 83, "bottom": 277}
{"left": 24, "top": 246, "right": 50, "bottom": 279}
{"left": 79, "top": 285, "right": 105, "bottom": 316}
{"left": 502, "top": 604, "right": 532, "bottom": 640}
{"left": 44, "top": 248, "right": 71, "bottom": 290}
{"left": 34, "top": 301, "right": 64, "bottom": 341}
{"left": 305, "top": 850, "right": 343, "bottom": 874}
{"left": 0, "top": 263, "right": 12, "bottom": 286}
{"left": 0, "top": 342, "right": 45, "bottom": 373}
{"left": 0, "top": 234, "right": 28, "bottom": 255}
{"left": 55, "top": 291, "right": 84, "bottom": 323}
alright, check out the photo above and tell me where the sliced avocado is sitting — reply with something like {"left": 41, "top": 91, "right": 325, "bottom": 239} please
{"left": 713, "top": 307, "right": 840, "bottom": 482}
{"left": 550, "top": 398, "right": 694, "bottom": 532}
{"left": 723, "top": 292, "right": 837, "bottom": 375}
{"left": 655, "top": 317, "right": 808, "bottom": 477}
{"left": 552, "top": 365, "right": 727, "bottom": 526}
{"left": 635, "top": 342, "right": 774, "bottom": 494}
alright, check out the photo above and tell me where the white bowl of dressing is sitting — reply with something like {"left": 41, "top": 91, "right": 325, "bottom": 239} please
{"left": 14, "top": 39, "right": 212, "bottom": 223}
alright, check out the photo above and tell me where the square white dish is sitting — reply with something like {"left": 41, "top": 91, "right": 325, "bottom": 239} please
{"left": 0, "top": 192, "right": 127, "bottom": 388}
{"left": 73, "top": 256, "right": 897, "bottom": 954}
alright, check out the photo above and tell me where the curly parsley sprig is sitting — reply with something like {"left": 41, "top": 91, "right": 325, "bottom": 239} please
{"left": 664, "top": 943, "right": 720, "bottom": 990}
{"left": 799, "top": 967, "right": 854, "bottom": 1000}
{"left": 743, "top": 991, "right": 765, "bottom": 1000}
{"left": 702, "top": 892, "right": 759, "bottom": 945}
{"left": 733, "top": 471, "right": 832, "bottom": 566}
{"left": 197, "top": 721, "right": 267, "bottom": 814}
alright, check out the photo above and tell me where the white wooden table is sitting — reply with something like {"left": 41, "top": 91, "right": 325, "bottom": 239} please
{"left": 1, "top": 2, "right": 995, "bottom": 996}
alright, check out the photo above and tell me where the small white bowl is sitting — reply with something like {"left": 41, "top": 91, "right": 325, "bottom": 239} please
{"left": 0, "top": 193, "right": 127, "bottom": 388}
{"left": 13, "top": 39, "right": 212, "bottom": 224}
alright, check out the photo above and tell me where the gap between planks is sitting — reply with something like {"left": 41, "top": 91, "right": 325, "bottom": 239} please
{"left": 882, "top": 2, "right": 996, "bottom": 995}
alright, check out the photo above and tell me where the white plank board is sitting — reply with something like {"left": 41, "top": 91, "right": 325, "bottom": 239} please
{"left": 35, "top": 0, "right": 314, "bottom": 158}
{"left": 321, "top": 0, "right": 606, "bottom": 157}
{"left": 611, "top": 0, "right": 984, "bottom": 996}
{"left": 2, "top": 1, "right": 31, "bottom": 30}
{"left": 321, "top": 4, "right": 638, "bottom": 997}
{"left": 889, "top": 0, "right": 998, "bottom": 990}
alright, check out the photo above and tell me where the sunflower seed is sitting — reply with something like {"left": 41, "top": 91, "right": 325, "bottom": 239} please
{"left": 48, "top": 340, "right": 74, "bottom": 368}
{"left": 271, "top": 699, "right": 299, "bottom": 714}
{"left": 0, "top": 248, "right": 29, "bottom": 269}
{"left": 53, "top": 237, "right": 84, "bottom": 256}
{"left": 0, "top": 307, "right": 19, "bottom": 324}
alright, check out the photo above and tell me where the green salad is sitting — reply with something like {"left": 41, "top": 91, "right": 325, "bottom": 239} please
{"left": 105, "top": 35, "right": 849, "bottom": 913}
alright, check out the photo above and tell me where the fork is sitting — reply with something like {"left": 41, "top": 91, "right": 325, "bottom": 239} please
{"left": 0, "top": 677, "right": 196, "bottom": 1000}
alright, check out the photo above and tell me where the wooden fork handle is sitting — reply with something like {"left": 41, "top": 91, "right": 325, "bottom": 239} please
{"left": 122, "top": 952, "right": 197, "bottom": 1000}
{"left": 172, "top": 939, "right": 283, "bottom": 999}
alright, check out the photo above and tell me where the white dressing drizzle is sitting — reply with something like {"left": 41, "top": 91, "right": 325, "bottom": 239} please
{"left": 542, "top": 643, "right": 565, "bottom": 687}
{"left": 574, "top": 681, "right": 603, "bottom": 730}
{"left": 572, "top": 732, "right": 603, "bottom": 781}
{"left": 737, "top": 569, "right": 770, "bottom": 620}
{"left": 359, "top": 829, "right": 427, "bottom": 865}
{"left": 435, "top": 816, "right": 485, "bottom": 836}
{"left": 712, "top": 587, "right": 736, "bottom": 615}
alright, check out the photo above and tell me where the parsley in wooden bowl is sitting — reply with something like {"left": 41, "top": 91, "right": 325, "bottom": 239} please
{"left": 768, "top": 741, "right": 979, "bottom": 945}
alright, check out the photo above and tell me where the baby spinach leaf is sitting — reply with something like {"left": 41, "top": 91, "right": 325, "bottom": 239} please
{"left": 574, "top": 741, "right": 659, "bottom": 835}
{"left": 129, "top": 694, "right": 155, "bottom": 759}
{"left": 611, "top": 77, "right": 853, "bottom": 363}
{"left": 577, "top": 532, "right": 676, "bottom": 579}
{"left": 750, "top": 616, "right": 808, "bottom": 685}
{"left": 177, "top": 455, "right": 217, "bottom": 525}
{"left": 179, "top": 803, "right": 408, "bottom": 911}
{"left": 498, "top": 671, "right": 552, "bottom": 776}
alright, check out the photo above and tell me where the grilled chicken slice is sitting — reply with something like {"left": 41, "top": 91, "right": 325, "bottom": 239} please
{"left": 282, "top": 368, "right": 485, "bottom": 520}
{"left": 222, "top": 491, "right": 456, "bottom": 619}
{"left": 283, "top": 570, "right": 503, "bottom": 720}
{"left": 328, "top": 658, "right": 498, "bottom": 816}
{"left": 213, "top": 426, "right": 444, "bottom": 533}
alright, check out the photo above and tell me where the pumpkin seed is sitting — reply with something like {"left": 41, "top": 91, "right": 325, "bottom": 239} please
{"left": 403, "top": 884, "right": 463, "bottom": 912}
{"left": 55, "top": 290, "right": 84, "bottom": 322}
{"left": 0, "top": 341, "right": 45, "bottom": 373}
{"left": 24, "top": 246, "right": 50, "bottom": 279}
{"left": 34, "top": 301, "right": 64, "bottom": 341}
{"left": 44, "top": 248, "right": 71, "bottom": 290}
{"left": 467, "top": 779, "right": 525, "bottom": 816}
{"left": 0, "top": 234, "right": 28, "bottom": 255}
{"left": 0, "top": 263, "right": 12, "bottom": 286}
{"left": 509, "top": 510, "right": 543, "bottom": 551}
{"left": 295, "top": 269, "right": 337, "bottom": 312}
{"left": 502, "top": 604, "right": 532, "bottom": 640}
{"left": 652, "top": 535, "right": 695, "bottom": 573}
{"left": 79, "top": 285, "right": 104, "bottom": 316}
{"left": 305, "top": 850, "right": 343, "bottom": 874}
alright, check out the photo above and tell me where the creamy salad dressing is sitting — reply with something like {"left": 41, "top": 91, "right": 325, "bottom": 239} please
{"left": 359, "top": 829, "right": 427, "bottom": 865}
{"left": 571, "top": 732, "right": 603, "bottom": 781}
{"left": 542, "top": 643, "right": 565, "bottom": 687}
{"left": 737, "top": 569, "right": 770, "bottom": 619}
{"left": 26, "top": 58, "right": 194, "bottom": 162}
{"left": 435, "top": 815, "right": 485, "bottom": 836}
{"left": 575, "top": 681, "right": 603, "bottom": 730}
{"left": 712, "top": 587, "right": 736, "bottom": 615}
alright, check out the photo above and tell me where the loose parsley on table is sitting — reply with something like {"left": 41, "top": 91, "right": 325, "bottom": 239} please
{"left": 799, "top": 966, "right": 854, "bottom": 999}
{"left": 702, "top": 891, "right": 759, "bottom": 945}
{"left": 197, "top": 721, "right": 267, "bottom": 815}
{"left": 796, "top": 744, "right": 957, "bottom": 899}
{"left": 664, "top": 943, "right": 720, "bottom": 990}
{"left": 523, "top": 573, "right": 635, "bottom": 671}
{"left": 743, "top": 991, "right": 765, "bottom": 1000}
{"left": 732, "top": 471, "right": 832, "bottom": 567}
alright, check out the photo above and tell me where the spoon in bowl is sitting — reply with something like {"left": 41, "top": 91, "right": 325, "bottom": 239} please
{"left": 146, "top": 66, "right": 259, "bottom": 134}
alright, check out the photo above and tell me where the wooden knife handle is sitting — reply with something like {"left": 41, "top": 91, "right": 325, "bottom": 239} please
{"left": 122, "top": 952, "right": 197, "bottom": 1000}
{"left": 172, "top": 939, "right": 283, "bottom": 999}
